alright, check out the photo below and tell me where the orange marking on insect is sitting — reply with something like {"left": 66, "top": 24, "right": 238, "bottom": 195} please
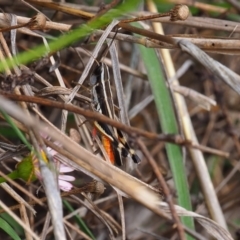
{"left": 92, "top": 127, "right": 98, "bottom": 139}
{"left": 102, "top": 135, "right": 115, "bottom": 164}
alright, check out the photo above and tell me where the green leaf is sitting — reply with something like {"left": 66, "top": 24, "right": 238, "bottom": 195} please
{"left": 0, "top": 217, "right": 21, "bottom": 240}
{"left": 138, "top": 46, "right": 195, "bottom": 238}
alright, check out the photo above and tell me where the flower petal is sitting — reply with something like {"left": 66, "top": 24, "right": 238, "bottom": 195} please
{"left": 46, "top": 147, "right": 57, "bottom": 156}
{"left": 59, "top": 165, "right": 74, "bottom": 173}
{"left": 58, "top": 175, "right": 75, "bottom": 181}
{"left": 58, "top": 180, "right": 73, "bottom": 192}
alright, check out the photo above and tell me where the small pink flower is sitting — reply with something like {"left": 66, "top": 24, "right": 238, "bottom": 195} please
{"left": 33, "top": 146, "right": 75, "bottom": 192}
{"left": 47, "top": 147, "right": 75, "bottom": 192}
{"left": 58, "top": 175, "right": 75, "bottom": 192}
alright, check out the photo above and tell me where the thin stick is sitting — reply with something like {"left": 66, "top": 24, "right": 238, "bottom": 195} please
{"left": 0, "top": 92, "right": 230, "bottom": 157}
{"left": 137, "top": 139, "right": 185, "bottom": 240}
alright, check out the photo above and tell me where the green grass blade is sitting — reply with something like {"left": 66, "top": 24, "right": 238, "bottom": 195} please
{"left": 0, "top": 213, "right": 24, "bottom": 236}
{"left": 138, "top": 46, "right": 195, "bottom": 236}
{"left": 1, "top": 110, "right": 32, "bottom": 150}
{"left": 0, "top": 0, "right": 140, "bottom": 72}
{"left": 0, "top": 217, "right": 21, "bottom": 240}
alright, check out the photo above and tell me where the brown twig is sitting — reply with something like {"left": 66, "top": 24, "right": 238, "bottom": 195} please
{"left": 137, "top": 139, "right": 186, "bottom": 240}
{"left": 0, "top": 92, "right": 230, "bottom": 157}
{"left": 120, "top": 4, "right": 190, "bottom": 24}
{"left": 0, "top": 92, "right": 186, "bottom": 144}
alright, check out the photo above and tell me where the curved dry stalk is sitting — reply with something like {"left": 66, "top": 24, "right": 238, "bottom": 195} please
{"left": 178, "top": 39, "right": 240, "bottom": 95}
{"left": 159, "top": 202, "right": 233, "bottom": 240}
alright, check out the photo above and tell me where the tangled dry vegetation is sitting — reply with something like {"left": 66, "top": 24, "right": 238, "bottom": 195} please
{"left": 0, "top": 0, "right": 240, "bottom": 239}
